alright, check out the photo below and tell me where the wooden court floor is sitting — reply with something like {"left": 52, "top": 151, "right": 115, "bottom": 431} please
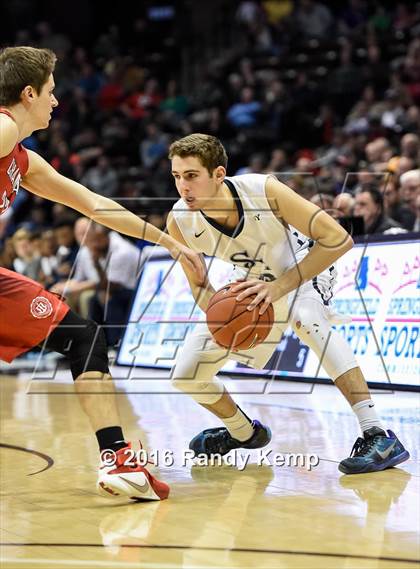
{"left": 0, "top": 368, "right": 419, "bottom": 569}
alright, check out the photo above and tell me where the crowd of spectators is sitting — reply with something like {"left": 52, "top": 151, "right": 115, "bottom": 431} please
{"left": 1, "top": 0, "right": 419, "bottom": 342}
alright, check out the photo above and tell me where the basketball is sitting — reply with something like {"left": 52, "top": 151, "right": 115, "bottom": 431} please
{"left": 206, "top": 282, "right": 274, "bottom": 350}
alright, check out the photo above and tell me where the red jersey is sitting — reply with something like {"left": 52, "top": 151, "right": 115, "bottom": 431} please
{"left": 0, "top": 108, "right": 29, "bottom": 215}
{"left": 0, "top": 110, "right": 70, "bottom": 362}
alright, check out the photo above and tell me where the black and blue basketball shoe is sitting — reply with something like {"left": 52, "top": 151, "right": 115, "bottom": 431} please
{"left": 189, "top": 420, "right": 271, "bottom": 458}
{"left": 339, "top": 427, "right": 410, "bottom": 474}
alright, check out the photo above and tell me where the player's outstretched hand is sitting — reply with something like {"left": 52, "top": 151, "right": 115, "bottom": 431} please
{"left": 168, "top": 242, "right": 206, "bottom": 285}
{"left": 231, "top": 279, "right": 280, "bottom": 315}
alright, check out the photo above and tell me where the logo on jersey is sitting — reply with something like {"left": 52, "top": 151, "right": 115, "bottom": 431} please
{"left": 230, "top": 250, "right": 275, "bottom": 281}
{"left": 30, "top": 296, "right": 53, "bottom": 319}
{"left": 1, "top": 159, "right": 21, "bottom": 214}
{"left": 7, "top": 159, "right": 21, "bottom": 193}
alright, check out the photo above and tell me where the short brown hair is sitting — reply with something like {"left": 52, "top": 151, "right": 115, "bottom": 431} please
{"left": 168, "top": 134, "right": 228, "bottom": 175}
{"left": 0, "top": 46, "right": 56, "bottom": 106}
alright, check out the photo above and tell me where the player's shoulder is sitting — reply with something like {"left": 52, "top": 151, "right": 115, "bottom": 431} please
{"left": 228, "top": 173, "right": 269, "bottom": 186}
{"left": 227, "top": 173, "right": 271, "bottom": 198}
{"left": 0, "top": 113, "right": 19, "bottom": 158}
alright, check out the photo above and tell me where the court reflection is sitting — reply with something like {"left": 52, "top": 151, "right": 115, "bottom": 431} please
{"left": 96, "top": 464, "right": 415, "bottom": 568}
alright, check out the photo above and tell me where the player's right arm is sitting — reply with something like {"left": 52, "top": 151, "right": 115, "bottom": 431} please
{"left": 0, "top": 114, "right": 19, "bottom": 158}
{"left": 21, "top": 150, "right": 205, "bottom": 283}
{"left": 166, "top": 211, "right": 214, "bottom": 312}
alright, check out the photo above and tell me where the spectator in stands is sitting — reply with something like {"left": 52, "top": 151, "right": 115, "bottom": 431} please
{"left": 310, "top": 193, "right": 334, "bottom": 211}
{"left": 96, "top": 63, "right": 124, "bottom": 112}
{"left": 12, "top": 228, "right": 42, "bottom": 281}
{"left": 81, "top": 155, "right": 119, "bottom": 197}
{"left": 160, "top": 79, "right": 189, "bottom": 117}
{"left": 400, "top": 133, "right": 419, "bottom": 162}
{"left": 397, "top": 156, "right": 416, "bottom": 177}
{"left": 236, "top": 153, "right": 266, "bottom": 175}
{"left": 294, "top": 0, "right": 333, "bottom": 39}
{"left": 332, "top": 193, "right": 355, "bottom": 219}
{"left": 52, "top": 225, "right": 141, "bottom": 346}
{"left": 39, "top": 229, "right": 59, "bottom": 289}
{"left": 354, "top": 186, "right": 404, "bottom": 235}
{"left": 365, "top": 137, "right": 392, "bottom": 166}
{"left": 227, "top": 87, "right": 262, "bottom": 129}
{"left": 381, "top": 177, "right": 415, "bottom": 231}
{"left": 53, "top": 218, "right": 79, "bottom": 281}
{"left": 0, "top": 237, "right": 16, "bottom": 270}
{"left": 50, "top": 140, "right": 79, "bottom": 179}
{"left": 121, "top": 77, "right": 162, "bottom": 120}
{"left": 399, "top": 170, "right": 420, "bottom": 220}
{"left": 77, "top": 62, "right": 104, "bottom": 98}
{"left": 381, "top": 89, "right": 405, "bottom": 132}
{"left": 265, "top": 148, "right": 290, "bottom": 174}
{"left": 140, "top": 123, "right": 169, "bottom": 169}
{"left": 73, "top": 216, "right": 92, "bottom": 245}
{"left": 236, "top": 1, "right": 265, "bottom": 27}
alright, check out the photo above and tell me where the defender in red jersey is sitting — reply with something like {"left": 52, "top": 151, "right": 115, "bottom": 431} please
{"left": 0, "top": 46, "right": 205, "bottom": 501}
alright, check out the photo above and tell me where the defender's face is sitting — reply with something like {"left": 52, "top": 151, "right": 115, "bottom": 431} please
{"left": 31, "top": 74, "right": 58, "bottom": 129}
{"left": 171, "top": 155, "right": 223, "bottom": 210}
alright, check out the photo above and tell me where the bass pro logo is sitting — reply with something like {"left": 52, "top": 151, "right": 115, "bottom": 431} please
{"left": 30, "top": 296, "right": 53, "bottom": 319}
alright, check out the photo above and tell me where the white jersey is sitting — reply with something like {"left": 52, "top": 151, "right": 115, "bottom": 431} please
{"left": 173, "top": 174, "right": 305, "bottom": 280}
{"left": 173, "top": 172, "right": 324, "bottom": 277}
{"left": 171, "top": 173, "right": 348, "bottom": 373}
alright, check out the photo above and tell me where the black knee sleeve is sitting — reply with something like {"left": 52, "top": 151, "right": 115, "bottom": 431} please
{"left": 44, "top": 310, "right": 110, "bottom": 380}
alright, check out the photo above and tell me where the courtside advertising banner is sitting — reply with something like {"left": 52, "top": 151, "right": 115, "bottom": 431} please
{"left": 118, "top": 238, "right": 420, "bottom": 387}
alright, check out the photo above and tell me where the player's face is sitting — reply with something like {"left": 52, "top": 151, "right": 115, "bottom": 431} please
{"left": 30, "top": 74, "right": 58, "bottom": 129}
{"left": 171, "top": 155, "right": 224, "bottom": 210}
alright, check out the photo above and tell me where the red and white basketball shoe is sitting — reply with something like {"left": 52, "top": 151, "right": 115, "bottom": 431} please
{"left": 97, "top": 443, "right": 169, "bottom": 501}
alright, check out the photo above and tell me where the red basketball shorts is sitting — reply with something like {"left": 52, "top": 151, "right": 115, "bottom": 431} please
{"left": 0, "top": 267, "right": 70, "bottom": 362}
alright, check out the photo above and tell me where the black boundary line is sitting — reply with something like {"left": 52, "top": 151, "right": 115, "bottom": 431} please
{"left": 0, "top": 542, "right": 418, "bottom": 564}
{"left": 0, "top": 443, "right": 54, "bottom": 475}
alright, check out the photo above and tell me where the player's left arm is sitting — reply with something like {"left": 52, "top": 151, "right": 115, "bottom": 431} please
{"left": 232, "top": 176, "right": 353, "bottom": 312}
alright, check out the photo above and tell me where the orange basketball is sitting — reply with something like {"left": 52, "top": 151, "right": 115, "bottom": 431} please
{"left": 206, "top": 282, "right": 274, "bottom": 350}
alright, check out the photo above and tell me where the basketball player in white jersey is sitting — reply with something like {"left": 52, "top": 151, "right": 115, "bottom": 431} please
{"left": 166, "top": 134, "right": 409, "bottom": 475}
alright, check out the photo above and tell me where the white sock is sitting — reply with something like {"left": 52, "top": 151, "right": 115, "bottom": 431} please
{"left": 223, "top": 407, "right": 254, "bottom": 442}
{"left": 352, "top": 399, "right": 384, "bottom": 434}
